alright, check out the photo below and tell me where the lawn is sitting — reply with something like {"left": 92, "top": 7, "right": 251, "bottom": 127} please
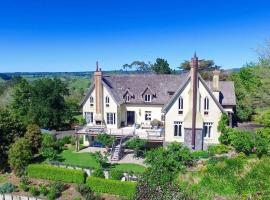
{"left": 60, "top": 149, "right": 100, "bottom": 169}
{"left": 112, "top": 163, "right": 146, "bottom": 174}
{"left": 58, "top": 149, "right": 146, "bottom": 173}
{"left": 0, "top": 175, "right": 7, "bottom": 184}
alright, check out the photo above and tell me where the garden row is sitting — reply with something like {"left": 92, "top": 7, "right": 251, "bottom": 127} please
{"left": 27, "top": 164, "right": 137, "bottom": 198}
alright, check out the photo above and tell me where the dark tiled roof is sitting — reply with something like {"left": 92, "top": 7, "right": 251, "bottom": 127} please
{"left": 102, "top": 73, "right": 189, "bottom": 105}
{"left": 81, "top": 73, "right": 236, "bottom": 107}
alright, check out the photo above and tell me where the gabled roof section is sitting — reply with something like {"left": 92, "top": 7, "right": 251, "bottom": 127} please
{"left": 123, "top": 88, "right": 134, "bottom": 98}
{"left": 161, "top": 74, "right": 191, "bottom": 113}
{"left": 80, "top": 82, "right": 94, "bottom": 107}
{"left": 198, "top": 74, "right": 226, "bottom": 113}
{"left": 141, "top": 85, "right": 156, "bottom": 97}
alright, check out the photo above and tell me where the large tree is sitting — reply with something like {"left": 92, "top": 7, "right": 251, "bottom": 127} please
{"left": 122, "top": 61, "right": 151, "bottom": 72}
{"left": 24, "top": 124, "right": 42, "bottom": 154}
{"left": 0, "top": 108, "right": 26, "bottom": 170}
{"left": 11, "top": 78, "right": 71, "bottom": 129}
{"left": 151, "top": 58, "right": 172, "bottom": 74}
{"left": 180, "top": 59, "right": 219, "bottom": 71}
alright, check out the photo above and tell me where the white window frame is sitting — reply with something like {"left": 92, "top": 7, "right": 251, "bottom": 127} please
{"left": 106, "top": 112, "right": 115, "bottom": 125}
{"left": 125, "top": 95, "right": 130, "bottom": 102}
{"left": 203, "top": 122, "right": 213, "bottom": 138}
{"left": 174, "top": 121, "right": 183, "bottom": 137}
{"left": 178, "top": 96, "right": 183, "bottom": 114}
{"left": 144, "top": 94, "right": 152, "bottom": 102}
{"left": 90, "top": 96, "right": 94, "bottom": 107}
{"left": 105, "top": 96, "right": 110, "bottom": 107}
{"left": 204, "top": 97, "right": 209, "bottom": 114}
{"left": 145, "top": 111, "right": 152, "bottom": 121}
{"left": 85, "top": 112, "right": 93, "bottom": 124}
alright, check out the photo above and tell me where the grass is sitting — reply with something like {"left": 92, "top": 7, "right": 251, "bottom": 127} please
{"left": 0, "top": 175, "right": 7, "bottom": 184}
{"left": 59, "top": 149, "right": 100, "bottom": 169}
{"left": 112, "top": 163, "right": 146, "bottom": 174}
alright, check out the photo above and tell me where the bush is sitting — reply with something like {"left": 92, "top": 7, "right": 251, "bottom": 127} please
{"left": 27, "top": 164, "right": 86, "bottom": 184}
{"left": 40, "top": 185, "right": 48, "bottom": 196}
{"left": 191, "top": 150, "right": 209, "bottom": 159}
{"left": 208, "top": 144, "right": 231, "bottom": 156}
{"left": 150, "top": 119, "right": 163, "bottom": 127}
{"left": 0, "top": 183, "right": 16, "bottom": 194}
{"left": 76, "top": 184, "right": 98, "bottom": 200}
{"left": 92, "top": 168, "right": 105, "bottom": 178}
{"left": 230, "top": 130, "right": 254, "bottom": 155}
{"left": 73, "top": 197, "right": 81, "bottom": 200}
{"left": 110, "top": 169, "right": 123, "bottom": 180}
{"left": 47, "top": 188, "right": 57, "bottom": 200}
{"left": 60, "top": 136, "right": 72, "bottom": 145}
{"left": 86, "top": 177, "right": 136, "bottom": 198}
{"left": 254, "top": 131, "right": 269, "bottom": 158}
{"left": 219, "top": 128, "right": 235, "bottom": 145}
{"left": 29, "top": 186, "right": 40, "bottom": 196}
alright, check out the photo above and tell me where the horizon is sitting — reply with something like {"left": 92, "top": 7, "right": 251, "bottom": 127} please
{"left": 0, "top": 0, "right": 270, "bottom": 72}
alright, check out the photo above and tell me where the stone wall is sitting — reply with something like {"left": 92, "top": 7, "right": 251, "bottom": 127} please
{"left": 184, "top": 128, "right": 204, "bottom": 150}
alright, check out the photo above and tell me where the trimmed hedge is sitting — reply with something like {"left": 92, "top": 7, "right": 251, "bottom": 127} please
{"left": 27, "top": 164, "right": 86, "bottom": 184}
{"left": 86, "top": 177, "right": 136, "bottom": 198}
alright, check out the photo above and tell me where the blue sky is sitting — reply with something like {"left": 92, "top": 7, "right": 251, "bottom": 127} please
{"left": 0, "top": 0, "right": 270, "bottom": 72}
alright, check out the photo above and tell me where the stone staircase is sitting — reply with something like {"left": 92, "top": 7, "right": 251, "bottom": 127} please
{"left": 110, "top": 134, "right": 133, "bottom": 161}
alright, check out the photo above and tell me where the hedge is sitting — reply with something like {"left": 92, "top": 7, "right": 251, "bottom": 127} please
{"left": 86, "top": 177, "right": 136, "bottom": 198}
{"left": 27, "top": 164, "right": 86, "bottom": 184}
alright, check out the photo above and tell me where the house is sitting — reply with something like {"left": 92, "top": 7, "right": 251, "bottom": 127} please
{"left": 79, "top": 54, "right": 236, "bottom": 150}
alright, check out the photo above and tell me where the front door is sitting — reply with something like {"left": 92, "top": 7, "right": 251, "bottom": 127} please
{"left": 127, "top": 111, "right": 135, "bottom": 125}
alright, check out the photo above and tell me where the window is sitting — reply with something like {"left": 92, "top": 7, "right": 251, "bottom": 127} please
{"left": 145, "top": 111, "right": 152, "bottom": 121}
{"left": 106, "top": 113, "right": 115, "bottom": 124}
{"left": 90, "top": 96, "right": 94, "bottom": 107}
{"left": 178, "top": 96, "right": 183, "bottom": 114}
{"left": 203, "top": 122, "right": 213, "bottom": 138}
{"left": 85, "top": 112, "right": 93, "bottom": 124}
{"left": 174, "top": 121, "right": 183, "bottom": 137}
{"left": 105, "top": 96, "right": 110, "bottom": 107}
{"left": 204, "top": 97, "right": 209, "bottom": 114}
{"left": 144, "top": 94, "right": 151, "bottom": 102}
{"left": 125, "top": 95, "right": 130, "bottom": 102}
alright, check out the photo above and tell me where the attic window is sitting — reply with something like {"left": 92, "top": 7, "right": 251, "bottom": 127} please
{"left": 105, "top": 96, "right": 110, "bottom": 107}
{"left": 204, "top": 97, "right": 209, "bottom": 115}
{"left": 168, "top": 91, "right": 175, "bottom": 95}
{"left": 144, "top": 94, "right": 151, "bottom": 102}
{"left": 125, "top": 95, "right": 130, "bottom": 102}
{"left": 178, "top": 96, "right": 183, "bottom": 114}
{"left": 90, "top": 96, "right": 94, "bottom": 107}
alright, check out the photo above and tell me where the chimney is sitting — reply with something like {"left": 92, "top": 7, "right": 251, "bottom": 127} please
{"left": 212, "top": 69, "right": 220, "bottom": 91}
{"left": 94, "top": 61, "right": 103, "bottom": 125}
{"left": 190, "top": 52, "right": 198, "bottom": 150}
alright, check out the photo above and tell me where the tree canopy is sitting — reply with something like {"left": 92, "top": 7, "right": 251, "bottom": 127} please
{"left": 179, "top": 59, "right": 220, "bottom": 71}
{"left": 151, "top": 58, "right": 172, "bottom": 74}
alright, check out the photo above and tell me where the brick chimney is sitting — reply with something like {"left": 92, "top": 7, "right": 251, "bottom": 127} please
{"left": 190, "top": 52, "right": 198, "bottom": 149}
{"left": 94, "top": 61, "right": 103, "bottom": 125}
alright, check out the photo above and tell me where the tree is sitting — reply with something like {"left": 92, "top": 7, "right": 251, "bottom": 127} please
{"left": 8, "top": 138, "right": 32, "bottom": 175}
{"left": 0, "top": 108, "right": 26, "bottom": 170}
{"left": 95, "top": 134, "right": 115, "bottom": 151}
{"left": 125, "top": 138, "right": 147, "bottom": 158}
{"left": 40, "top": 134, "right": 58, "bottom": 161}
{"left": 179, "top": 59, "right": 219, "bottom": 71}
{"left": 11, "top": 78, "right": 71, "bottom": 129}
{"left": 151, "top": 58, "right": 172, "bottom": 74}
{"left": 24, "top": 124, "right": 42, "bottom": 154}
{"left": 122, "top": 61, "right": 151, "bottom": 72}
{"left": 136, "top": 142, "right": 193, "bottom": 200}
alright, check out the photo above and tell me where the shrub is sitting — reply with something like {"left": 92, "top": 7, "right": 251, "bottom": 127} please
{"left": 92, "top": 168, "right": 105, "bottom": 178}
{"left": 95, "top": 134, "right": 115, "bottom": 149}
{"left": 254, "top": 131, "right": 269, "bottom": 158}
{"left": 219, "top": 128, "right": 235, "bottom": 145}
{"left": 60, "top": 136, "right": 72, "bottom": 145}
{"left": 125, "top": 138, "right": 147, "bottom": 158}
{"left": 29, "top": 186, "right": 40, "bottom": 196}
{"left": 40, "top": 185, "right": 48, "bottom": 196}
{"left": 73, "top": 197, "right": 81, "bottom": 200}
{"left": 86, "top": 177, "right": 136, "bottom": 198}
{"left": 19, "top": 176, "right": 30, "bottom": 191}
{"left": 0, "top": 183, "right": 16, "bottom": 194}
{"left": 40, "top": 134, "right": 58, "bottom": 161}
{"left": 76, "top": 184, "right": 98, "bottom": 200}
{"left": 19, "top": 183, "right": 29, "bottom": 192}
{"left": 208, "top": 144, "right": 231, "bottom": 156}
{"left": 192, "top": 150, "right": 209, "bottom": 159}
{"left": 27, "top": 164, "right": 86, "bottom": 184}
{"left": 230, "top": 130, "right": 254, "bottom": 155}
{"left": 110, "top": 169, "right": 123, "bottom": 180}
{"left": 47, "top": 188, "right": 57, "bottom": 200}
{"left": 150, "top": 119, "right": 163, "bottom": 127}
{"left": 49, "top": 181, "right": 65, "bottom": 193}
{"left": 24, "top": 124, "right": 42, "bottom": 153}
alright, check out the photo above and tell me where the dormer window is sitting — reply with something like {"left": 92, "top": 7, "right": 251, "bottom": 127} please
{"left": 90, "top": 96, "right": 94, "bottom": 107}
{"left": 204, "top": 97, "right": 209, "bottom": 115}
{"left": 178, "top": 96, "right": 183, "bottom": 114}
{"left": 105, "top": 96, "right": 110, "bottom": 107}
{"left": 144, "top": 94, "right": 151, "bottom": 102}
{"left": 125, "top": 95, "right": 130, "bottom": 102}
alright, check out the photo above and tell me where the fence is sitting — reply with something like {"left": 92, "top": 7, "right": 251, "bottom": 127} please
{"left": 0, "top": 194, "right": 43, "bottom": 200}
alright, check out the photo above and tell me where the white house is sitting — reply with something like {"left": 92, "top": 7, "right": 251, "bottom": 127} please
{"left": 79, "top": 54, "right": 236, "bottom": 150}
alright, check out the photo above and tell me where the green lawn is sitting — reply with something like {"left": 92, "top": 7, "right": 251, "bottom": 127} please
{"left": 111, "top": 163, "right": 146, "bottom": 173}
{"left": 0, "top": 175, "right": 7, "bottom": 184}
{"left": 58, "top": 149, "right": 146, "bottom": 173}
{"left": 59, "top": 149, "right": 100, "bottom": 169}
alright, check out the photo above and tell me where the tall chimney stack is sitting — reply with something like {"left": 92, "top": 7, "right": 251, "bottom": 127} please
{"left": 94, "top": 61, "right": 103, "bottom": 125}
{"left": 190, "top": 52, "right": 198, "bottom": 149}
{"left": 212, "top": 69, "right": 220, "bottom": 92}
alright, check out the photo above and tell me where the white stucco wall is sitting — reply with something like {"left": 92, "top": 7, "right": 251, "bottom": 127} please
{"left": 164, "top": 79, "right": 223, "bottom": 144}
